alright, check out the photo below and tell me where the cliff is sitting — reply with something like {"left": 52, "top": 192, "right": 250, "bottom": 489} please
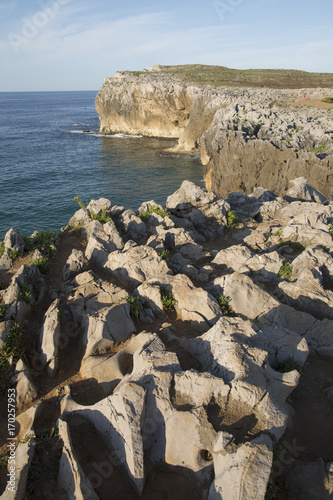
{"left": 95, "top": 67, "right": 333, "bottom": 199}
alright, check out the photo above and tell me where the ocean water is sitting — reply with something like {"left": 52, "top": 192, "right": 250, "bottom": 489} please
{"left": 0, "top": 91, "right": 204, "bottom": 240}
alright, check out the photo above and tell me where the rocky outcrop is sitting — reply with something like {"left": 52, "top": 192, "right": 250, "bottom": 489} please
{"left": 1, "top": 178, "right": 333, "bottom": 499}
{"left": 95, "top": 69, "right": 333, "bottom": 199}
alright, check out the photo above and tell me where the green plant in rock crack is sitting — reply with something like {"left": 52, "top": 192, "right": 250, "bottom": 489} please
{"left": 0, "top": 302, "right": 9, "bottom": 322}
{"left": 158, "top": 249, "right": 170, "bottom": 265}
{"left": 20, "top": 282, "right": 32, "bottom": 303}
{"left": 8, "top": 250, "right": 21, "bottom": 260}
{"left": 0, "top": 454, "right": 9, "bottom": 469}
{"left": 278, "top": 259, "right": 293, "bottom": 281}
{"left": 125, "top": 296, "right": 141, "bottom": 319}
{"left": 0, "top": 321, "right": 23, "bottom": 393}
{"left": 273, "top": 357, "right": 304, "bottom": 375}
{"left": 30, "top": 257, "right": 49, "bottom": 274}
{"left": 89, "top": 207, "right": 112, "bottom": 224}
{"left": 160, "top": 287, "right": 176, "bottom": 311}
{"left": 216, "top": 294, "right": 236, "bottom": 317}
{"left": 226, "top": 210, "right": 237, "bottom": 228}
{"left": 139, "top": 205, "right": 168, "bottom": 222}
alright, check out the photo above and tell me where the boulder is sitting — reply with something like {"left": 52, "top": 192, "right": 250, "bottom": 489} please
{"left": 285, "top": 177, "right": 328, "bottom": 204}
{"left": 138, "top": 274, "right": 222, "bottom": 331}
{"left": 13, "top": 359, "right": 38, "bottom": 411}
{"left": 104, "top": 244, "right": 172, "bottom": 287}
{"left": 278, "top": 270, "right": 333, "bottom": 320}
{"left": 85, "top": 219, "right": 123, "bottom": 267}
{"left": 209, "top": 435, "right": 273, "bottom": 500}
{"left": 39, "top": 299, "right": 62, "bottom": 377}
{"left": 57, "top": 418, "right": 99, "bottom": 500}
{"left": 63, "top": 249, "right": 88, "bottom": 280}
{"left": 120, "top": 209, "right": 147, "bottom": 239}
{"left": 166, "top": 180, "right": 229, "bottom": 237}
{"left": 3, "top": 265, "right": 44, "bottom": 323}
{"left": 3, "top": 227, "right": 25, "bottom": 254}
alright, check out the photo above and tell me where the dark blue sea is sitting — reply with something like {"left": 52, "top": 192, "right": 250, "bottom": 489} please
{"left": 0, "top": 91, "right": 203, "bottom": 240}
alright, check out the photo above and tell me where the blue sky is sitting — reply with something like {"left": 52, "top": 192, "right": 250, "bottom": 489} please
{"left": 0, "top": 0, "right": 332, "bottom": 91}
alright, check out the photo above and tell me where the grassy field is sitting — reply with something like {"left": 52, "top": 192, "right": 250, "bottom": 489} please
{"left": 137, "top": 64, "right": 333, "bottom": 89}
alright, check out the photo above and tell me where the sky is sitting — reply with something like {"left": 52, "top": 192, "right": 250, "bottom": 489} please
{"left": 0, "top": 0, "right": 332, "bottom": 91}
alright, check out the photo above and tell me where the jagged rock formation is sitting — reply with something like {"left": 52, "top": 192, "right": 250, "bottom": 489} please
{"left": 95, "top": 69, "right": 333, "bottom": 199}
{"left": 1, "top": 179, "right": 333, "bottom": 499}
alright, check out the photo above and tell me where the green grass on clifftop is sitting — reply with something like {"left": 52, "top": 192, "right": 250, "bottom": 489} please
{"left": 131, "top": 64, "right": 333, "bottom": 89}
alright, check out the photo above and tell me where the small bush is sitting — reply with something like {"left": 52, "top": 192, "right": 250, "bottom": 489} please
{"left": 269, "top": 100, "right": 281, "bottom": 108}
{"left": 310, "top": 143, "right": 326, "bottom": 154}
{"left": 272, "top": 229, "right": 283, "bottom": 237}
{"left": 0, "top": 454, "right": 9, "bottom": 469}
{"left": 20, "top": 433, "right": 34, "bottom": 444}
{"left": 139, "top": 205, "right": 168, "bottom": 222}
{"left": 216, "top": 295, "right": 236, "bottom": 317}
{"left": 226, "top": 210, "right": 237, "bottom": 228}
{"left": 278, "top": 259, "right": 293, "bottom": 281}
{"left": 0, "top": 302, "right": 9, "bottom": 322}
{"left": 8, "top": 250, "right": 21, "bottom": 260}
{"left": 31, "top": 258, "right": 49, "bottom": 274}
{"left": 0, "top": 242, "right": 4, "bottom": 258}
{"left": 273, "top": 357, "right": 304, "bottom": 374}
{"left": 322, "top": 97, "right": 333, "bottom": 104}
{"left": 20, "top": 283, "right": 31, "bottom": 304}
{"left": 158, "top": 250, "right": 170, "bottom": 265}
{"left": 125, "top": 296, "right": 141, "bottom": 319}
{"left": 160, "top": 287, "right": 176, "bottom": 311}
{"left": 90, "top": 207, "right": 112, "bottom": 224}
{"left": 251, "top": 318, "right": 262, "bottom": 330}
{"left": 0, "top": 321, "right": 22, "bottom": 393}
{"left": 277, "top": 240, "right": 305, "bottom": 253}
{"left": 24, "top": 230, "right": 56, "bottom": 255}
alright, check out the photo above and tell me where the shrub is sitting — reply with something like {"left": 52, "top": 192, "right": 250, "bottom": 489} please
{"left": 139, "top": 205, "right": 168, "bottom": 222}
{"left": 30, "top": 258, "right": 49, "bottom": 274}
{"left": 251, "top": 318, "right": 262, "bottom": 330}
{"left": 8, "top": 250, "right": 21, "bottom": 260}
{"left": 310, "top": 143, "right": 326, "bottom": 154}
{"left": 322, "top": 97, "right": 333, "bottom": 104}
{"left": 0, "top": 454, "right": 9, "bottom": 469}
{"left": 160, "top": 287, "right": 176, "bottom": 311}
{"left": 0, "top": 242, "right": 4, "bottom": 258}
{"left": 24, "top": 230, "right": 56, "bottom": 256}
{"left": 0, "top": 322, "right": 22, "bottom": 393}
{"left": 278, "top": 259, "right": 293, "bottom": 281}
{"left": 216, "top": 295, "right": 236, "bottom": 316}
{"left": 89, "top": 207, "right": 112, "bottom": 224}
{"left": 125, "top": 296, "right": 141, "bottom": 319}
{"left": 0, "top": 302, "right": 9, "bottom": 322}
{"left": 277, "top": 240, "right": 305, "bottom": 253}
{"left": 226, "top": 210, "right": 237, "bottom": 228}
{"left": 273, "top": 357, "right": 304, "bottom": 374}
{"left": 158, "top": 249, "right": 170, "bottom": 265}
{"left": 20, "top": 283, "right": 31, "bottom": 304}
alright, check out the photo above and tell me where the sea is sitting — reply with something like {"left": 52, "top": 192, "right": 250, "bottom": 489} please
{"left": 0, "top": 91, "right": 204, "bottom": 240}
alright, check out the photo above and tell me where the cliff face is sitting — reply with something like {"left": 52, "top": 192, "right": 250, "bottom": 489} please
{"left": 95, "top": 71, "right": 333, "bottom": 199}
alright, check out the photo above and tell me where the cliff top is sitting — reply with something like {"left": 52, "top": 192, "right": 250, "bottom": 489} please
{"left": 116, "top": 63, "right": 333, "bottom": 89}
